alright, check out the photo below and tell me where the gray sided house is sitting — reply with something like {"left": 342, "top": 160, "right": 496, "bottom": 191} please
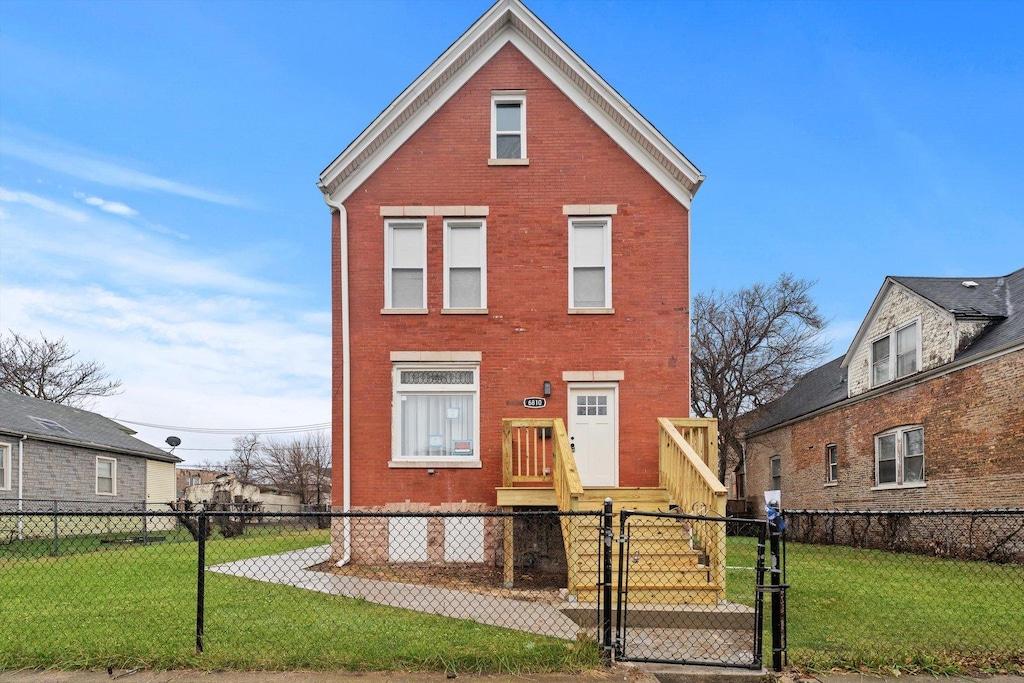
{"left": 0, "top": 389, "right": 181, "bottom": 511}
{"left": 742, "top": 268, "right": 1024, "bottom": 513}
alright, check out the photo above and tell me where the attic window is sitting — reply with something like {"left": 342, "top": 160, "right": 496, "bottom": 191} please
{"left": 30, "top": 416, "right": 72, "bottom": 434}
{"left": 490, "top": 91, "right": 527, "bottom": 164}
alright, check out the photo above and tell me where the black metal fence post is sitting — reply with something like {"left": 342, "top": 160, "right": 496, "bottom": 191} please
{"left": 602, "top": 498, "right": 614, "bottom": 664}
{"left": 769, "top": 512, "right": 787, "bottom": 672}
{"left": 196, "top": 510, "right": 206, "bottom": 654}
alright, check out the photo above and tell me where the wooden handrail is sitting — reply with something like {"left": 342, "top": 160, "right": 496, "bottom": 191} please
{"left": 501, "top": 418, "right": 581, "bottom": 511}
{"left": 658, "top": 417, "right": 727, "bottom": 593}
{"left": 550, "top": 418, "right": 583, "bottom": 511}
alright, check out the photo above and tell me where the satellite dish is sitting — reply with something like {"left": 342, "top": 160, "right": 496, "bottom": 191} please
{"left": 166, "top": 436, "right": 182, "bottom": 448}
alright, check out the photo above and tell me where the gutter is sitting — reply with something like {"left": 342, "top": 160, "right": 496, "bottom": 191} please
{"left": 17, "top": 434, "right": 26, "bottom": 540}
{"left": 319, "top": 187, "right": 352, "bottom": 567}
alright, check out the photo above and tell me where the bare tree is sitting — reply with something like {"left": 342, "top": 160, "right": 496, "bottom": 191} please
{"left": 0, "top": 331, "right": 122, "bottom": 407}
{"left": 690, "top": 274, "right": 830, "bottom": 484}
{"left": 227, "top": 433, "right": 264, "bottom": 484}
{"left": 259, "top": 431, "right": 331, "bottom": 505}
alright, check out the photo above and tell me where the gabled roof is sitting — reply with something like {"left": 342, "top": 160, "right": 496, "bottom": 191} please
{"left": 842, "top": 267, "right": 1023, "bottom": 369}
{"left": 318, "top": 0, "right": 704, "bottom": 208}
{"left": 750, "top": 266, "right": 1024, "bottom": 435}
{"left": 0, "top": 390, "right": 180, "bottom": 463}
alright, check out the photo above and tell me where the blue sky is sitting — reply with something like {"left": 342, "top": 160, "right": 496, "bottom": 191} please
{"left": 1, "top": 0, "right": 1021, "bottom": 466}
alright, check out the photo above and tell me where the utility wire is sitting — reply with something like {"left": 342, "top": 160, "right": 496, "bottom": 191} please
{"left": 110, "top": 418, "right": 330, "bottom": 435}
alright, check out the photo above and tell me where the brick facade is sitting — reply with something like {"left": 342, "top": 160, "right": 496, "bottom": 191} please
{"left": 745, "top": 348, "right": 1024, "bottom": 512}
{"left": 332, "top": 44, "right": 691, "bottom": 509}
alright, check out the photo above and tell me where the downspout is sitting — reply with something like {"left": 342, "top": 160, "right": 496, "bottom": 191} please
{"left": 17, "top": 434, "right": 27, "bottom": 540}
{"left": 320, "top": 190, "right": 352, "bottom": 566}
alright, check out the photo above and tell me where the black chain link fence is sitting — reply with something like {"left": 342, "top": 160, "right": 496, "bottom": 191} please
{"left": 0, "top": 505, "right": 604, "bottom": 672}
{"left": 781, "top": 509, "right": 1024, "bottom": 671}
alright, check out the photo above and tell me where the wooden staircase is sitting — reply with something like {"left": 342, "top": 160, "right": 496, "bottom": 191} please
{"left": 499, "top": 418, "right": 727, "bottom": 606}
{"left": 565, "top": 488, "right": 723, "bottom": 605}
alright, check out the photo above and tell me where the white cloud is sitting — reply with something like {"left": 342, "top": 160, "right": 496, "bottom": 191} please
{"left": 77, "top": 192, "right": 139, "bottom": 217}
{"left": 0, "top": 186, "right": 87, "bottom": 222}
{"left": 2, "top": 136, "right": 245, "bottom": 208}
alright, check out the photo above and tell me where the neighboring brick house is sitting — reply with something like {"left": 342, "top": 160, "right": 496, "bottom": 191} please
{"left": 0, "top": 389, "right": 181, "bottom": 509}
{"left": 743, "top": 268, "right": 1024, "bottom": 513}
{"left": 176, "top": 467, "right": 226, "bottom": 499}
{"left": 318, "top": 0, "right": 704, "bottom": 555}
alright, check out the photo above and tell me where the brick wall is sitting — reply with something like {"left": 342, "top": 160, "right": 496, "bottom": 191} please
{"left": 0, "top": 437, "right": 147, "bottom": 505}
{"left": 745, "top": 348, "right": 1024, "bottom": 512}
{"left": 332, "top": 45, "right": 691, "bottom": 508}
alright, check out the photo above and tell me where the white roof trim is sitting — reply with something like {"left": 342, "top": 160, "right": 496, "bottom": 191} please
{"left": 318, "top": 0, "right": 703, "bottom": 208}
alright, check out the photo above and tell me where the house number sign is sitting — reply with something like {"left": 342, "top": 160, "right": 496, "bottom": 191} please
{"left": 523, "top": 397, "right": 547, "bottom": 409}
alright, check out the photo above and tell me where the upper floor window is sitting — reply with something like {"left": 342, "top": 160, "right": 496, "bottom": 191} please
{"left": 871, "top": 321, "right": 919, "bottom": 387}
{"left": 444, "top": 219, "right": 486, "bottom": 310}
{"left": 384, "top": 219, "right": 427, "bottom": 310}
{"left": 491, "top": 91, "right": 526, "bottom": 161}
{"left": 569, "top": 217, "right": 612, "bottom": 310}
{"left": 96, "top": 456, "right": 117, "bottom": 496}
{"left": 826, "top": 443, "right": 838, "bottom": 483}
{"left": 770, "top": 456, "right": 781, "bottom": 492}
{"left": 875, "top": 426, "right": 924, "bottom": 488}
{"left": 0, "top": 442, "right": 11, "bottom": 491}
{"left": 392, "top": 363, "right": 479, "bottom": 462}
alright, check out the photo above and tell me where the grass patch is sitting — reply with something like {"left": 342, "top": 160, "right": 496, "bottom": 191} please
{"left": 725, "top": 536, "right": 1024, "bottom": 673}
{"left": 0, "top": 526, "right": 601, "bottom": 673}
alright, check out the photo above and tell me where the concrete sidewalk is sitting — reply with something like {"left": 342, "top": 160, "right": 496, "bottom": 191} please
{"left": 208, "top": 546, "right": 583, "bottom": 639}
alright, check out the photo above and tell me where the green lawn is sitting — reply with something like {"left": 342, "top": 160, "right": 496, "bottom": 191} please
{"left": 0, "top": 526, "right": 600, "bottom": 673}
{"left": 725, "top": 536, "right": 1024, "bottom": 673}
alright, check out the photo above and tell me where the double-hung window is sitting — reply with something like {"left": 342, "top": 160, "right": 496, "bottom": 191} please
{"left": 569, "top": 217, "right": 612, "bottom": 310}
{"left": 444, "top": 219, "right": 486, "bottom": 310}
{"left": 871, "top": 321, "right": 919, "bottom": 386}
{"left": 385, "top": 219, "right": 427, "bottom": 310}
{"left": 0, "top": 443, "right": 11, "bottom": 491}
{"left": 769, "top": 456, "right": 781, "bottom": 492}
{"left": 392, "top": 363, "right": 479, "bottom": 463}
{"left": 96, "top": 456, "right": 117, "bottom": 496}
{"left": 826, "top": 444, "right": 838, "bottom": 483}
{"left": 491, "top": 91, "right": 526, "bottom": 161}
{"left": 875, "top": 426, "right": 924, "bottom": 487}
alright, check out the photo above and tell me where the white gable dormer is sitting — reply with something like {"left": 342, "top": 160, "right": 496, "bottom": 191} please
{"left": 842, "top": 280, "right": 957, "bottom": 398}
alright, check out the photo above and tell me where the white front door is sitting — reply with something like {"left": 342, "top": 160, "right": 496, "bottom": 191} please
{"left": 568, "top": 385, "right": 618, "bottom": 487}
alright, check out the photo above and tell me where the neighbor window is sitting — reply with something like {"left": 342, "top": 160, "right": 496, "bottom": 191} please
{"left": 444, "top": 219, "right": 486, "bottom": 309}
{"left": 491, "top": 92, "right": 526, "bottom": 160}
{"left": 392, "top": 363, "right": 479, "bottom": 462}
{"left": 871, "top": 321, "right": 919, "bottom": 386}
{"left": 875, "top": 426, "right": 924, "bottom": 487}
{"left": 0, "top": 443, "right": 11, "bottom": 491}
{"left": 384, "top": 219, "right": 427, "bottom": 310}
{"left": 770, "top": 456, "right": 781, "bottom": 491}
{"left": 569, "top": 217, "right": 612, "bottom": 309}
{"left": 826, "top": 444, "right": 838, "bottom": 483}
{"left": 96, "top": 456, "right": 117, "bottom": 496}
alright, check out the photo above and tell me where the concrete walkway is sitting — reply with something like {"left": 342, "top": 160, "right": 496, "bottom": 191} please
{"left": 208, "top": 546, "right": 585, "bottom": 639}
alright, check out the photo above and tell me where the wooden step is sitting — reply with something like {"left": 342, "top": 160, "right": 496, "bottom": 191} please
{"left": 575, "top": 552, "right": 705, "bottom": 572}
{"left": 572, "top": 584, "right": 724, "bottom": 606}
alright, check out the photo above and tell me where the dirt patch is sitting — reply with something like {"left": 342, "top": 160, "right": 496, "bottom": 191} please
{"left": 314, "top": 561, "right": 567, "bottom": 604}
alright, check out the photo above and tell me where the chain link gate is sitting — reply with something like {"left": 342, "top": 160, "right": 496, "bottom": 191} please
{"left": 611, "top": 509, "right": 773, "bottom": 669}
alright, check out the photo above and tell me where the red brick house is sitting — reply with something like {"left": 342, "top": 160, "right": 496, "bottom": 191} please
{"left": 317, "top": 0, "right": 725, "bottom": 582}
{"left": 743, "top": 268, "right": 1024, "bottom": 513}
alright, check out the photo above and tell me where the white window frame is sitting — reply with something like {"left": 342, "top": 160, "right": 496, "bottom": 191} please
{"left": 825, "top": 443, "right": 838, "bottom": 484}
{"left": 870, "top": 320, "right": 920, "bottom": 387}
{"left": 873, "top": 426, "right": 925, "bottom": 489}
{"left": 568, "top": 217, "right": 612, "bottom": 311}
{"left": 770, "top": 456, "right": 781, "bottom": 492}
{"left": 0, "top": 442, "right": 11, "bottom": 491}
{"left": 443, "top": 218, "right": 487, "bottom": 311}
{"left": 490, "top": 91, "right": 526, "bottom": 161}
{"left": 384, "top": 219, "right": 427, "bottom": 311}
{"left": 391, "top": 362, "right": 481, "bottom": 467}
{"left": 96, "top": 456, "right": 117, "bottom": 496}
